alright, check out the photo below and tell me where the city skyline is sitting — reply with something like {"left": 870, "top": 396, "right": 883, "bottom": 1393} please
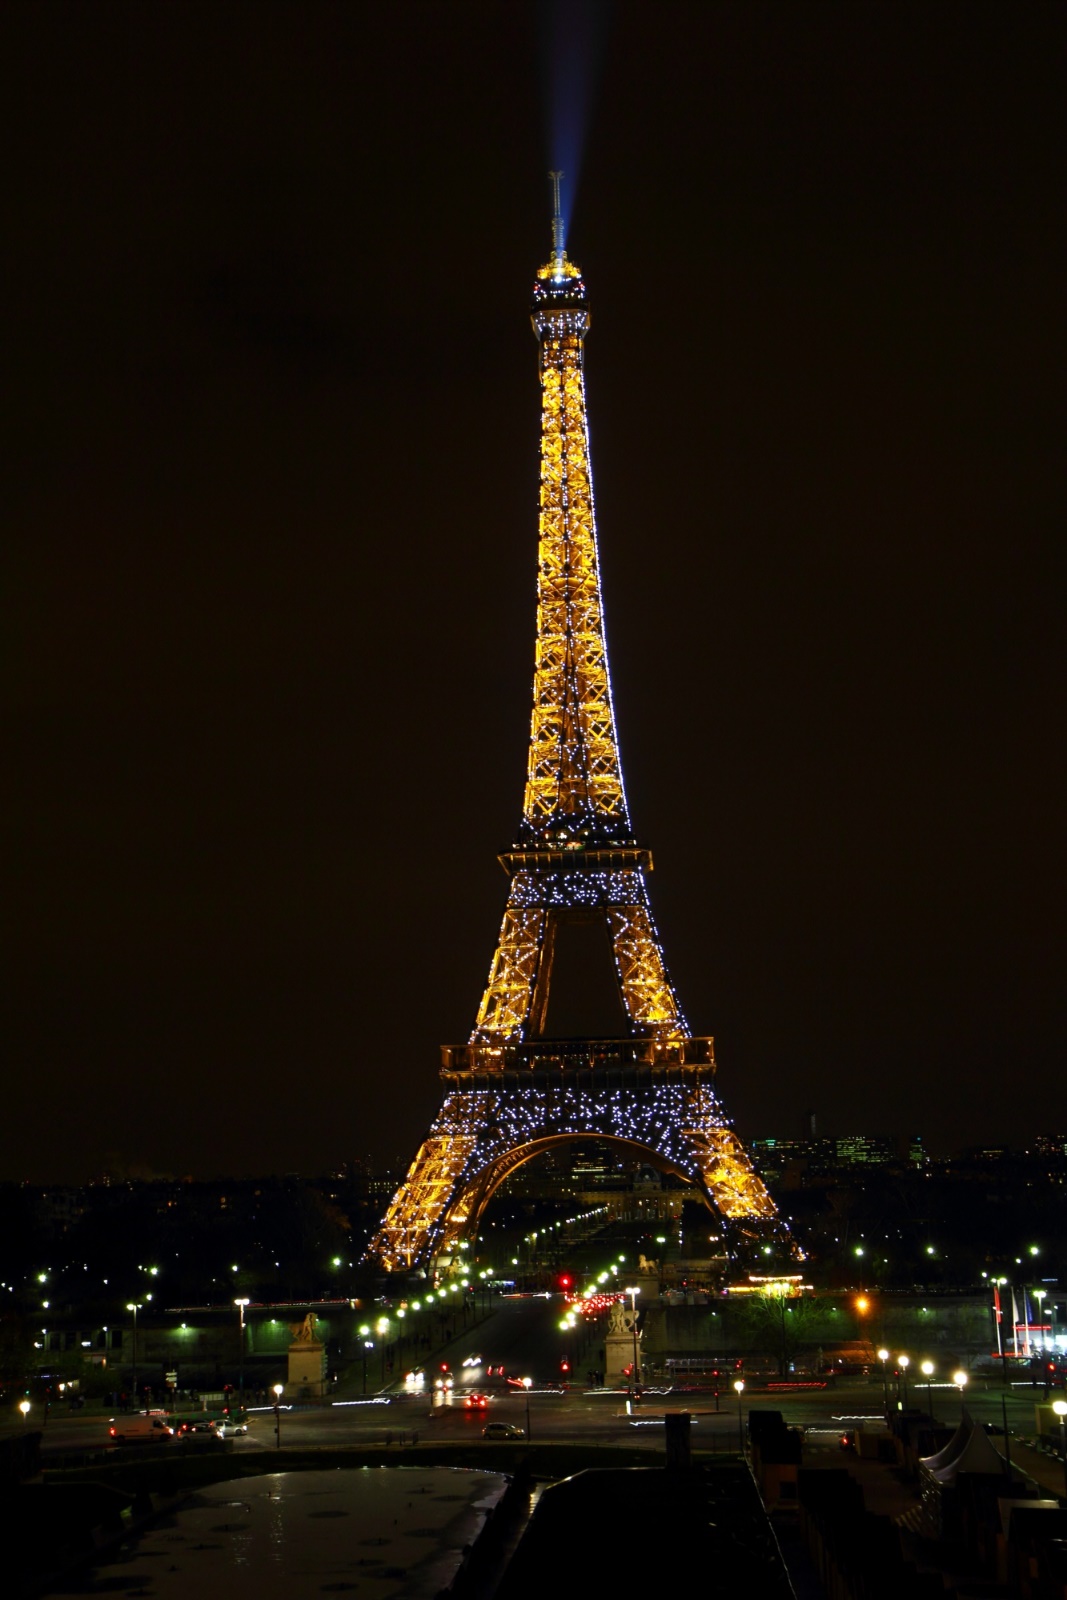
{"left": 8, "top": 3, "right": 1063, "bottom": 1183}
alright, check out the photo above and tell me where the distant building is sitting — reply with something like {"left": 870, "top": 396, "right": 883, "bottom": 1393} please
{"left": 832, "top": 1135, "right": 893, "bottom": 1167}
{"left": 752, "top": 1132, "right": 927, "bottom": 1188}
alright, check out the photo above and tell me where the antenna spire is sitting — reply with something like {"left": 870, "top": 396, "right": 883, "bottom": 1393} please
{"left": 548, "top": 171, "right": 565, "bottom": 272}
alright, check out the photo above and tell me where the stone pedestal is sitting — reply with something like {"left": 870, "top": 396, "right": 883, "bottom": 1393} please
{"left": 287, "top": 1339, "right": 327, "bottom": 1398}
{"left": 604, "top": 1294, "right": 646, "bottom": 1387}
{"left": 604, "top": 1325, "right": 644, "bottom": 1386}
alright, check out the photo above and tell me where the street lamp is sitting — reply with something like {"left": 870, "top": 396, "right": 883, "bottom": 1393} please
{"left": 992, "top": 1277, "right": 1009, "bottom": 1381}
{"left": 272, "top": 1383, "right": 283, "bottom": 1448}
{"left": 877, "top": 1348, "right": 890, "bottom": 1410}
{"left": 234, "top": 1299, "right": 250, "bottom": 1404}
{"left": 522, "top": 1376, "right": 532, "bottom": 1440}
{"left": 921, "top": 1360, "right": 935, "bottom": 1419}
{"left": 1031, "top": 1284, "right": 1046, "bottom": 1343}
{"left": 18, "top": 1400, "right": 31, "bottom": 1425}
{"left": 126, "top": 1303, "right": 141, "bottom": 1405}
{"left": 358, "top": 1325, "right": 371, "bottom": 1394}
{"left": 624, "top": 1287, "right": 641, "bottom": 1394}
{"left": 953, "top": 1369, "right": 969, "bottom": 1419}
{"left": 897, "top": 1354, "right": 910, "bottom": 1409}
{"left": 1035, "top": 1291, "right": 1048, "bottom": 1381}
{"left": 733, "top": 1378, "right": 745, "bottom": 1453}
{"left": 1052, "top": 1401, "right": 1067, "bottom": 1502}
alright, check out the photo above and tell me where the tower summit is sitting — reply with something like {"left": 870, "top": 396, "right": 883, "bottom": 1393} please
{"left": 521, "top": 190, "right": 629, "bottom": 853}
{"left": 548, "top": 170, "right": 566, "bottom": 277}
{"left": 367, "top": 189, "right": 785, "bottom": 1273}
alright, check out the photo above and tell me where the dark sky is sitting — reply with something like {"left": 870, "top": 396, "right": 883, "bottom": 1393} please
{"left": 7, "top": 2, "right": 1064, "bottom": 1183}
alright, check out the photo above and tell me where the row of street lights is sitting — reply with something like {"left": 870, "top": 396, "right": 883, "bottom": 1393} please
{"left": 875, "top": 1348, "right": 969, "bottom": 1417}
{"left": 729, "top": 1358, "right": 972, "bottom": 1460}
{"left": 121, "top": 1272, "right": 500, "bottom": 1404}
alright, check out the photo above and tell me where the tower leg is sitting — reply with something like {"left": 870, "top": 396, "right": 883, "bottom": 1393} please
{"left": 366, "top": 1090, "right": 493, "bottom": 1272}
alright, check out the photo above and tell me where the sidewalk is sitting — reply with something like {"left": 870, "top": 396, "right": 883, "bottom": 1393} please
{"left": 1004, "top": 1435, "right": 1067, "bottom": 1502}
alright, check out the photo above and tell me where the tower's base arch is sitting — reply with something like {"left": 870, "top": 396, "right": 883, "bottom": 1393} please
{"left": 366, "top": 1074, "right": 788, "bottom": 1274}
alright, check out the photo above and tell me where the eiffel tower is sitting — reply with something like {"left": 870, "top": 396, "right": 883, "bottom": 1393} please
{"left": 368, "top": 183, "right": 784, "bottom": 1274}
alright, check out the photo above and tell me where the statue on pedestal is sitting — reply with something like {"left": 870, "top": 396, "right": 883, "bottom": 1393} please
{"left": 608, "top": 1299, "right": 637, "bottom": 1336}
{"left": 287, "top": 1311, "right": 327, "bottom": 1398}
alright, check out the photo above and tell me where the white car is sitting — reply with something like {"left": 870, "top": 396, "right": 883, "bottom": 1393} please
{"left": 216, "top": 1416, "right": 248, "bottom": 1437}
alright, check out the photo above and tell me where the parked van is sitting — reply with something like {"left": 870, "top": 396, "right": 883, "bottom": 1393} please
{"left": 108, "top": 1412, "right": 174, "bottom": 1444}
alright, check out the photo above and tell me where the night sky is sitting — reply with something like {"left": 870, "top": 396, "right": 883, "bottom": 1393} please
{"left": 8, "top": 2, "right": 1064, "bottom": 1184}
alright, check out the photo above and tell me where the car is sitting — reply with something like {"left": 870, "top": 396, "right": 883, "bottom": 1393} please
{"left": 464, "top": 1393, "right": 488, "bottom": 1410}
{"left": 216, "top": 1416, "right": 248, "bottom": 1437}
{"left": 483, "top": 1422, "right": 525, "bottom": 1440}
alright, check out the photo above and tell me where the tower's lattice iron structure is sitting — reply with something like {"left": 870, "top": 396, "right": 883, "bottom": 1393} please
{"left": 368, "top": 198, "right": 781, "bottom": 1272}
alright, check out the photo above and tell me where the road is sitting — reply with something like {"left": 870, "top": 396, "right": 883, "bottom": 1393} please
{"left": 20, "top": 1294, "right": 1062, "bottom": 1461}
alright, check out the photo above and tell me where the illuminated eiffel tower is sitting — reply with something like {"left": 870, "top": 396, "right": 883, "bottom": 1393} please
{"left": 368, "top": 182, "right": 784, "bottom": 1273}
